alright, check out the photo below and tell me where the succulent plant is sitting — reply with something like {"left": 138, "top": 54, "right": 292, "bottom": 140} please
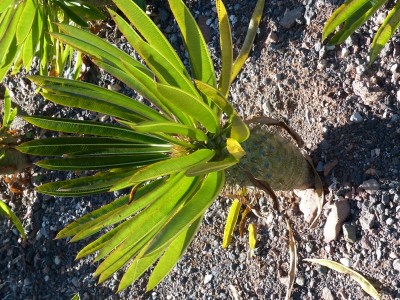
{"left": 17, "top": 0, "right": 322, "bottom": 291}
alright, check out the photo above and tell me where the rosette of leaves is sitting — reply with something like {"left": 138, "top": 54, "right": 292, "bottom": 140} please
{"left": 0, "top": 0, "right": 106, "bottom": 80}
{"left": 324, "top": 0, "right": 400, "bottom": 62}
{"left": 17, "top": 0, "right": 319, "bottom": 291}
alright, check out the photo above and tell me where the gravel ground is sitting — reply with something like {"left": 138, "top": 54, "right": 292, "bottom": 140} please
{"left": 1, "top": 0, "right": 400, "bottom": 299}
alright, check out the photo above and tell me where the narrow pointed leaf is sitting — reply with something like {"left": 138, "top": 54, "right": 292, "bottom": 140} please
{"left": 109, "top": 9, "right": 197, "bottom": 96}
{"left": 93, "top": 176, "right": 198, "bottom": 269}
{"left": 36, "top": 154, "right": 166, "bottom": 170}
{"left": 132, "top": 121, "right": 208, "bottom": 142}
{"left": 304, "top": 259, "right": 380, "bottom": 300}
{"left": 97, "top": 226, "right": 164, "bottom": 284}
{"left": 36, "top": 169, "right": 139, "bottom": 197}
{"left": 116, "top": 149, "right": 215, "bottom": 188}
{"left": 146, "top": 217, "right": 203, "bottom": 291}
{"left": 168, "top": 0, "right": 216, "bottom": 86}
{"left": 194, "top": 79, "right": 235, "bottom": 116}
{"left": 112, "top": 0, "right": 186, "bottom": 73}
{"left": 328, "top": 0, "right": 387, "bottom": 45}
{"left": 216, "top": 0, "right": 233, "bottom": 96}
{"left": 28, "top": 75, "right": 167, "bottom": 122}
{"left": 118, "top": 247, "right": 164, "bottom": 292}
{"left": 17, "top": 137, "right": 171, "bottom": 156}
{"left": 157, "top": 83, "right": 219, "bottom": 133}
{"left": 370, "top": 1, "right": 400, "bottom": 62}
{"left": 73, "top": 174, "right": 185, "bottom": 248}
{"left": 56, "top": 180, "right": 163, "bottom": 239}
{"left": 323, "top": 0, "right": 374, "bottom": 40}
{"left": 23, "top": 116, "right": 168, "bottom": 144}
{"left": 231, "top": 0, "right": 265, "bottom": 82}
{"left": 143, "top": 171, "right": 224, "bottom": 255}
{"left": 96, "top": 59, "right": 173, "bottom": 117}
{"left": 222, "top": 198, "right": 241, "bottom": 248}
{"left": 16, "top": 0, "right": 36, "bottom": 44}
{"left": 52, "top": 24, "right": 152, "bottom": 76}
{"left": 0, "top": 200, "right": 26, "bottom": 239}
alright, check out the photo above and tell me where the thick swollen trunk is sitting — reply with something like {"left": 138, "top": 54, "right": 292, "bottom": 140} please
{"left": 226, "top": 126, "right": 314, "bottom": 191}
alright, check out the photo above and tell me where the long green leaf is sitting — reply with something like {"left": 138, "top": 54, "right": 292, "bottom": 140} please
{"left": 323, "top": 0, "right": 373, "bottom": 40}
{"left": 28, "top": 75, "right": 167, "bottom": 122}
{"left": 36, "top": 154, "right": 166, "bottom": 170}
{"left": 0, "top": 4, "right": 14, "bottom": 42}
{"left": 52, "top": 24, "right": 152, "bottom": 76}
{"left": 93, "top": 175, "right": 198, "bottom": 269}
{"left": 112, "top": 0, "right": 186, "bottom": 75}
{"left": 109, "top": 8, "right": 197, "bottom": 97}
{"left": 231, "top": 0, "right": 265, "bottom": 82}
{"left": 95, "top": 59, "right": 173, "bottom": 118}
{"left": 0, "top": 199, "right": 26, "bottom": 239}
{"left": 97, "top": 224, "right": 165, "bottom": 284}
{"left": 194, "top": 79, "right": 235, "bottom": 116}
{"left": 328, "top": 0, "right": 387, "bottom": 45}
{"left": 132, "top": 121, "right": 208, "bottom": 142}
{"left": 57, "top": 178, "right": 164, "bottom": 239}
{"left": 146, "top": 216, "right": 203, "bottom": 291}
{"left": 143, "top": 171, "right": 224, "bottom": 256}
{"left": 157, "top": 83, "right": 219, "bottom": 133}
{"left": 114, "top": 149, "right": 215, "bottom": 188}
{"left": 73, "top": 173, "right": 185, "bottom": 247}
{"left": 370, "top": 1, "right": 400, "bottom": 62}
{"left": 0, "top": 0, "right": 13, "bottom": 13}
{"left": 36, "top": 169, "right": 139, "bottom": 196}
{"left": 168, "top": 0, "right": 216, "bottom": 86}
{"left": 216, "top": 0, "right": 233, "bottom": 96}
{"left": 0, "top": 2, "right": 23, "bottom": 68}
{"left": 17, "top": 137, "right": 171, "bottom": 156}
{"left": 23, "top": 116, "right": 168, "bottom": 144}
{"left": 118, "top": 247, "right": 164, "bottom": 292}
{"left": 16, "top": 0, "right": 36, "bottom": 44}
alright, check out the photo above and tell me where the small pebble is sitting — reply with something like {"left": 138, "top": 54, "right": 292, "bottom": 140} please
{"left": 350, "top": 111, "right": 363, "bottom": 123}
{"left": 342, "top": 223, "right": 357, "bottom": 243}
{"left": 339, "top": 257, "right": 352, "bottom": 267}
{"left": 204, "top": 274, "right": 213, "bottom": 284}
{"left": 296, "top": 276, "right": 305, "bottom": 286}
{"left": 393, "top": 259, "right": 400, "bottom": 272}
{"left": 54, "top": 256, "right": 61, "bottom": 265}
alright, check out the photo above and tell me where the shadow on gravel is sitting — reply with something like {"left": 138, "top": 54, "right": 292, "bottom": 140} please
{"left": 309, "top": 116, "right": 400, "bottom": 299}
{"left": 311, "top": 116, "right": 400, "bottom": 188}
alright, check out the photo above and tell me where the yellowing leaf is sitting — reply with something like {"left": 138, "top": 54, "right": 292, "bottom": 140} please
{"left": 222, "top": 198, "right": 241, "bottom": 249}
{"left": 304, "top": 258, "right": 380, "bottom": 300}
{"left": 285, "top": 219, "right": 297, "bottom": 300}
{"left": 248, "top": 223, "right": 257, "bottom": 250}
{"left": 226, "top": 138, "right": 246, "bottom": 160}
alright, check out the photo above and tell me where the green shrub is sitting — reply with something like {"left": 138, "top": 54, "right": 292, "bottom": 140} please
{"left": 18, "top": 0, "right": 320, "bottom": 291}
